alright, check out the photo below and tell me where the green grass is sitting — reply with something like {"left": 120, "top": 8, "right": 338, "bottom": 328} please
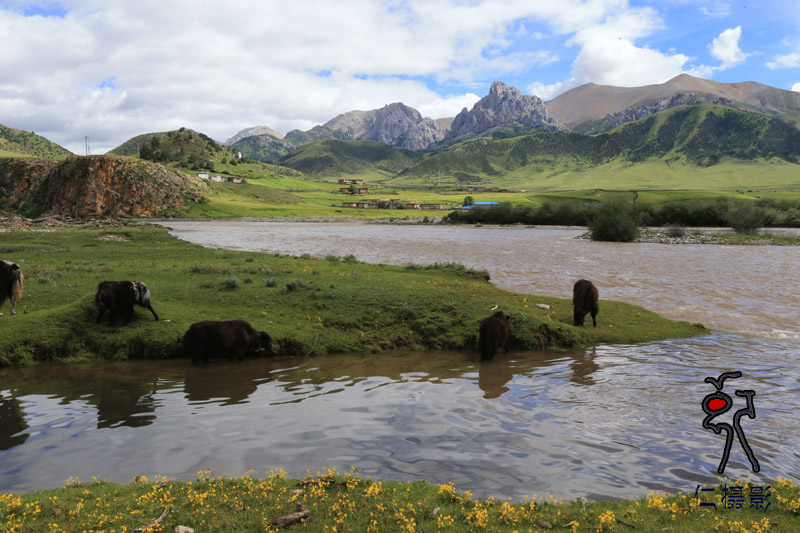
{"left": 2, "top": 470, "right": 797, "bottom": 531}
{"left": 0, "top": 225, "right": 706, "bottom": 367}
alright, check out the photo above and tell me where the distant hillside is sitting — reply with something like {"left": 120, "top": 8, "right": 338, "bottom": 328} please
{"left": 279, "top": 139, "right": 424, "bottom": 178}
{"left": 0, "top": 124, "right": 73, "bottom": 159}
{"left": 546, "top": 74, "right": 800, "bottom": 133}
{"left": 395, "top": 105, "right": 800, "bottom": 183}
{"left": 0, "top": 156, "right": 204, "bottom": 219}
{"left": 108, "top": 127, "right": 236, "bottom": 168}
{"left": 230, "top": 134, "right": 295, "bottom": 163}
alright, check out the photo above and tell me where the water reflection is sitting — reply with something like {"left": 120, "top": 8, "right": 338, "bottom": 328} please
{"left": 1, "top": 335, "right": 797, "bottom": 500}
{"left": 0, "top": 394, "right": 28, "bottom": 450}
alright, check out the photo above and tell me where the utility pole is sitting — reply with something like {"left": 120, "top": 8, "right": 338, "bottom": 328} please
{"left": 85, "top": 136, "right": 90, "bottom": 156}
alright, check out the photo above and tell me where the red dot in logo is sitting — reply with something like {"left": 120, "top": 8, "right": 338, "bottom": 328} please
{"left": 708, "top": 398, "right": 728, "bottom": 411}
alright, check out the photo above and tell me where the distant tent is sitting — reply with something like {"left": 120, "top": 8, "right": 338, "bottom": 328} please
{"left": 461, "top": 201, "right": 500, "bottom": 209}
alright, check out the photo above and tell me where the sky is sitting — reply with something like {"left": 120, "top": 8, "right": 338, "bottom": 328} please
{"left": 2, "top": 0, "right": 800, "bottom": 155}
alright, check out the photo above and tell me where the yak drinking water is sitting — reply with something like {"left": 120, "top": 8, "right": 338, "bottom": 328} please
{"left": 0, "top": 260, "right": 24, "bottom": 316}
{"left": 479, "top": 311, "right": 511, "bottom": 362}
{"left": 573, "top": 279, "right": 599, "bottom": 327}
{"left": 95, "top": 281, "right": 159, "bottom": 325}
{"left": 183, "top": 319, "right": 275, "bottom": 364}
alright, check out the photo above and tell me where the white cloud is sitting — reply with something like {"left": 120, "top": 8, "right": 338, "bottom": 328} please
{"left": 767, "top": 52, "right": 800, "bottom": 70}
{"left": 527, "top": 81, "right": 566, "bottom": 101}
{"left": 793, "top": 82, "right": 800, "bottom": 92}
{"left": 708, "top": 26, "right": 748, "bottom": 67}
{"left": 701, "top": 2, "right": 732, "bottom": 18}
{"left": 0, "top": 1, "right": 778, "bottom": 154}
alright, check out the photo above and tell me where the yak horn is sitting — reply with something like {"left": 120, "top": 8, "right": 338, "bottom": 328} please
{"left": 489, "top": 305, "right": 499, "bottom": 311}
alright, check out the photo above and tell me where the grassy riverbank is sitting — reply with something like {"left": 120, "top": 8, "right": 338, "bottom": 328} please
{"left": 0, "top": 224, "right": 706, "bottom": 367}
{"left": 2, "top": 470, "right": 798, "bottom": 532}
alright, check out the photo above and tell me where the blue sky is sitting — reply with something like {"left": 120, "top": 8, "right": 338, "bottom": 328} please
{"left": 1, "top": 0, "right": 799, "bottom": 154}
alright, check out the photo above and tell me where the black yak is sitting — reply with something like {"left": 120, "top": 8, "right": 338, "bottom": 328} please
{"left": 0, "top": 260, "right": 24, "bottom": 316}
{"left": 479, "top": 311, "right": 511, "bottom": 362}
{"left": 183, "top": 319, "right": 275, "bottom": 364}
{"left": 573, "top": 279, "right": 599, "bottom": 327}
{"left": 95, "top": 281, "right": 159, "bottom": 325}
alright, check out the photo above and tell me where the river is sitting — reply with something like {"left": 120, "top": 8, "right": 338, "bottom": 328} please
{"left": 1, "top": 221, "right": 798, "bottom": 501}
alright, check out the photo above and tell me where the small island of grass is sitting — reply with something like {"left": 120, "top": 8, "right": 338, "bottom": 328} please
{"left": 0, "top": 224, "right": 707, "bottom": 367}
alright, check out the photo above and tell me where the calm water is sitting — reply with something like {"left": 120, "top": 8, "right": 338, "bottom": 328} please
{"left": 1, "top": 222, "right": 798, "bottom": 500}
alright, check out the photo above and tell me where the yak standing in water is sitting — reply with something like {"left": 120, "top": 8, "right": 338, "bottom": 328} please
{"left": 0, "top": 260, "right": 24, "bottom": 316}
{"left": 479, "top": 311, "right": 511, "bottom": 361}
{"left": 184, "top": 319, "right": 275, "bottom": 364}
{"left": 95, "top": 281, "right": 159, "bottom": 325}
{"left": 573, "top": 279, "right": 599, "bottom": 327}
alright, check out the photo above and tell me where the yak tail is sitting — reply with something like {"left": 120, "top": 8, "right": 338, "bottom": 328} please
{"left": 11, "top": 264, "right": 23, "bottom": 302}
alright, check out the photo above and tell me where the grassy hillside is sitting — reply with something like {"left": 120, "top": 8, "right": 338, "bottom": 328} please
{"left": 108, "top": 127, "right": 237, "bottom": 169}
{"left": 0, "top": 124, "right": 73, "bottom": 159}
{"left": 279, "top": 139, "right": 424, "bottom": 179}
{"left": 388, "top": 105, "right": 800, "bottom": 188}
{"left": 230, "top": 133, "right": 295, "bottom": 163}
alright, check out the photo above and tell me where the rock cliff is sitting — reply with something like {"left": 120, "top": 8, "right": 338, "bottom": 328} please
{"left": 447, "top": 81, "right": 562, "bottom": 141}
{"left": 323, "top": 102, "right": 445, "bottom": 151}
{"left": 0, "top": 156, "right": 205, "bottom": 219}
{"left": 579, "top": 92, "right": 735, "bottom": 133}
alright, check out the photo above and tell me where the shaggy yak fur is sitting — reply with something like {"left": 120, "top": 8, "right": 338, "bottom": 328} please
{"left": 183, "top": 319, "right": 275, "bottom": 364}
{"left": 0, "top": 260, "right": 24, "bottom": 316}
{"left": 95, "top": 281, "right": 159, "bottom": 325}
{"left": 573, "top": 279, "right": 599, "bottom": 327}
{"left": 479, "top": 311, "right": 512, "bottom": 362}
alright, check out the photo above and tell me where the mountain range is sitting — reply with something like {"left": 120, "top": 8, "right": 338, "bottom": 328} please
{"left": 224, "top": 74, "right": 800, "bottom": 163}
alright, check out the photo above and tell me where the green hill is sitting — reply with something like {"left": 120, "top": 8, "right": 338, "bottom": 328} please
{"left": 230, "top": 134, "right": 295, "bottom": 163}
{"left": 391, "top": 105, "right": 800, "bottom": 186}
{"left": 108, "top": 127, "right": 237, "bottom": 169}
{"left": 278, "top": 139, "right": 424, "bottom": 179}
{"left": 0, "top": 124, "right": 73, "bottom": 159}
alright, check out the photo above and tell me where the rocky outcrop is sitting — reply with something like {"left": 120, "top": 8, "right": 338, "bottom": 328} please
{"left": 447, "top": 81, "right": 562, "bottom": 141}
{"left": 0, "top": 156, "right": 205, "bottom": 219}
{"left": 584, "top": 93, "right": 735, "bottom": 133}
{"left": 225, "top": 125, "right": 284, "bottom": 144}
{"left": 323, "top": 103, "right": 445, "bottom": 151}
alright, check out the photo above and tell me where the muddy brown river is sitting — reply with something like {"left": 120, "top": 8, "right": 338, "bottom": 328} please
{"left": 1, "top": 221, "right": 798, "bottom": 501}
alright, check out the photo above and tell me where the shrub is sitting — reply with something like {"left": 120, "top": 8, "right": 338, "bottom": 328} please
{"left": 665, "top": 224, "right": 686, "bottom": 238}
{"left": 723, "top": 201, "right": 764, "bottom": 234}
{"left": 223, "top": 276, "right": 241, "bottom": 290}
{"left": 588, "top": 200, "right": 641, "bottom": 242}
{"left": 265, "top": 278, "right": 277, "bottom": 287}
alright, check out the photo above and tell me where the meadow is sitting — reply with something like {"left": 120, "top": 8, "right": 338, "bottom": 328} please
{"left": 175, "top": 158, "right": 800, "bottom": 222}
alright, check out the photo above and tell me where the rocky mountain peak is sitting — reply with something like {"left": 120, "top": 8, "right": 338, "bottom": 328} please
{"left": 323, "top": 102, "right": 445, "bottom": 151}
{"left": 447, "top": 81, "right": 561, "bottom": 141}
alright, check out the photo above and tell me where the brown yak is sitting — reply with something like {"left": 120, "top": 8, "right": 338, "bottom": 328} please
{"left": 183, "top": 319, "right": 275, "bottom": 364}
{"left": 479, "top": 311, "right": 511, "bottom": 361}
{"left": 573, "top": 279, "right": 599, "bottom": 327}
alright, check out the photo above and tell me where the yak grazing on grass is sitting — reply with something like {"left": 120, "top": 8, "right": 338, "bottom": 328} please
{"left": 0, "top": 260, "right": 24, "bottom": 316}
{"left": 479, "top": 311, "right": 511, "bottom": 362}
{"left": 183, "top": 319, "right": 275, "bottom": 364}
{"left": 573, "top": 279, "right": 599, "bottom": 327}
{"left": 95, "top": 281, "right": 159, "bottom": 325}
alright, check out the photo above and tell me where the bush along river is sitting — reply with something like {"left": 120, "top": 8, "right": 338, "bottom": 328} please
{"left": 0, "top": 222, "right": 797, "bottom": 502}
